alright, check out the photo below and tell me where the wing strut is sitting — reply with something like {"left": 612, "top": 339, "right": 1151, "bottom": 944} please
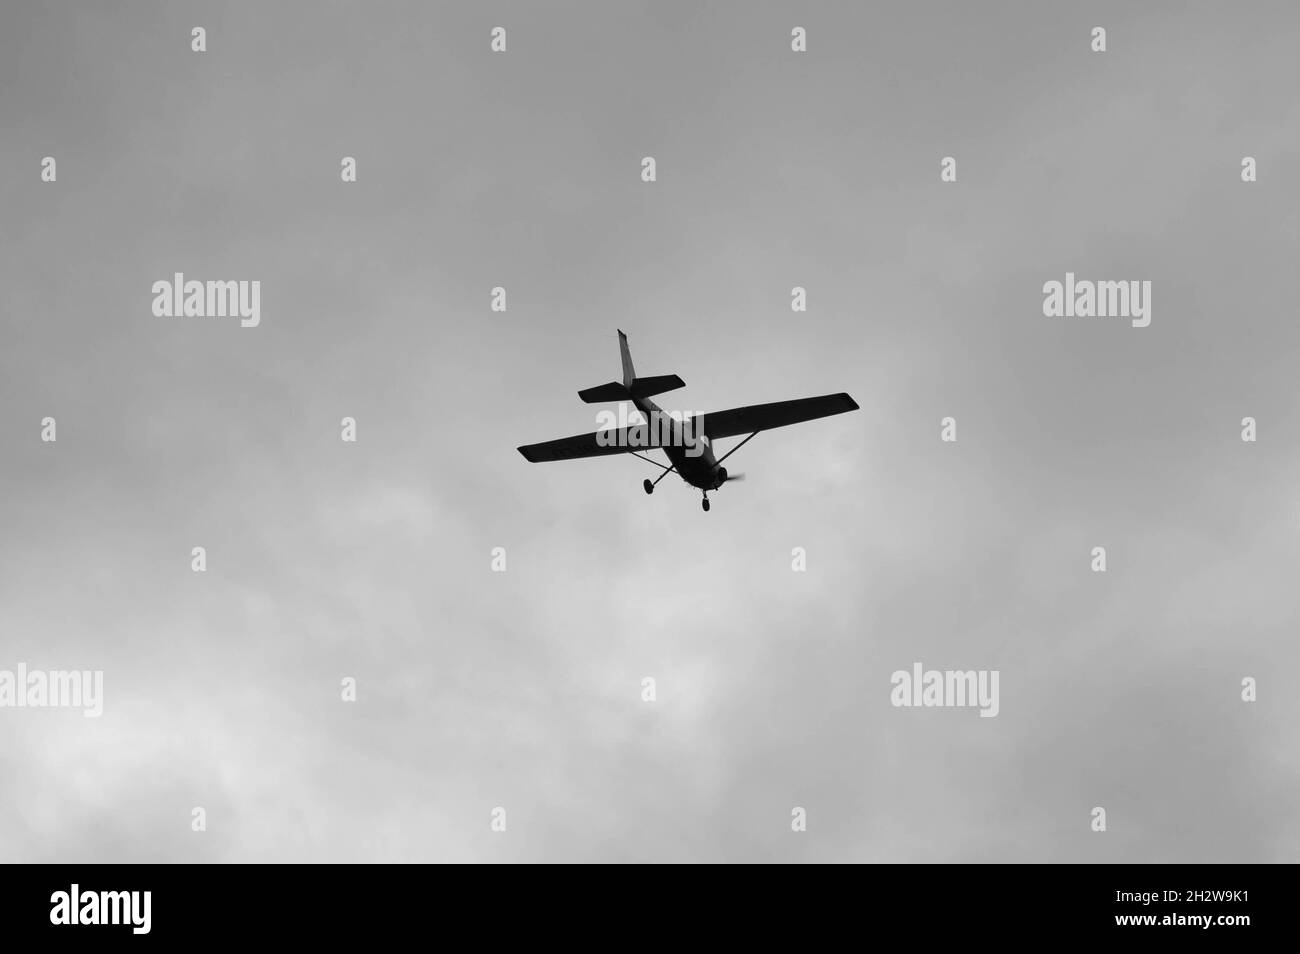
{"left": 715, "top": 431, "right": 758, "bottom": 467}
{"left": 629, "top": 449, "right": 679, "bottom": 487}
{"left": 651, "top": 465, "right": 677, "bottom": 488}
{"left": 629, "top": 451, "right": 671, "bottom": 471}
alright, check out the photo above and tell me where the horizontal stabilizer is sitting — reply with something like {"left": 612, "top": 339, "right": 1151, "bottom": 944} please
{"left": 630, "top": 374, "right": 686, "bottom": 399}
{"left": 579, "top": 374, "right": 686, "bottom": 403}
{"left": 578, "top": 381, "right": 633, "bottom": 403}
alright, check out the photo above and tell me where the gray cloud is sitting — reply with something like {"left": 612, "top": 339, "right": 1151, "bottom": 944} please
{"left": 1, "top": 0, "right": 1297, "bottom": 862}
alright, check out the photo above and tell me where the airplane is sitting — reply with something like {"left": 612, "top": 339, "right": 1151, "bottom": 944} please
{"left": 517, "top": 330, "right": 859, "bottom": 511}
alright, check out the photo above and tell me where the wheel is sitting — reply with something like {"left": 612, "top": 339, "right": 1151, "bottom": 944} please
{"left": 702, "top": 498, "right": 710, "bottom": 512}
{"left": 643, "top": 479, "right": 654, "bottom": 495}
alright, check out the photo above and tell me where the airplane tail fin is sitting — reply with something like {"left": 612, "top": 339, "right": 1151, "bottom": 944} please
{"left": 618, "top": 329, "right": 636, "bottom": 388}
{"left": 578, "top": 331, "right": 686, "bottom": 403}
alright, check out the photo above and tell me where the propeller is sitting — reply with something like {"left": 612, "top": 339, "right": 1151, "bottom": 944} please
{"left": 724, "top": 472, "right": 746, "bottom": 482}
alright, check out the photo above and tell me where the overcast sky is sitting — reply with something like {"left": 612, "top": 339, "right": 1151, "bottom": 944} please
{"left": 2, "top": 0, "right": 1298, "bottom": 862}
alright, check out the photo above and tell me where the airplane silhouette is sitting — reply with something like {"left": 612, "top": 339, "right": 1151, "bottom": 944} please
{"left": 517, "top": 331, "right": 859, "bottom": 511}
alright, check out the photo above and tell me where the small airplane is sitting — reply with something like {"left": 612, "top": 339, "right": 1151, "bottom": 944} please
{"left": 517, "top": 330, "right": 859, "bottom": 511}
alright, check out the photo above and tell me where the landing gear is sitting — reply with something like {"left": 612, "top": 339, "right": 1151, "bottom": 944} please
{"left": 643, "top": 479, "right": 654, "bottom": 495}
{"left": 701, "top": 495, "right": 710, "bottom": 512}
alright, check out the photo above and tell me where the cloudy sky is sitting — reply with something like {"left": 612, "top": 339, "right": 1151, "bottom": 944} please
{"left": 2, "top": 0, "right": 1298, "bottom": 862}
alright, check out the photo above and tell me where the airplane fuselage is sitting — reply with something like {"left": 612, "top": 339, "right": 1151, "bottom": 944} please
{"left": 633, "top": 395, "right": 726, "bottom": 490}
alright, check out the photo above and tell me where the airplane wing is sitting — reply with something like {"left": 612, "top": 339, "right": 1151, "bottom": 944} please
{"left": 693, "top": 392, "right": 859, "bottom": 440}
{"left": 517, "top": 392, "right": 859, "bottom": 462}
{"left": 517, "top": 424, "right": 672, "bottom": 463}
